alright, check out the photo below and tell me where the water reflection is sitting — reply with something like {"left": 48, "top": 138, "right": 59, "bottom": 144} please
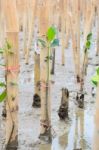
{"left": 39, "top": 104, "right": 94, "bottom": 150}
{"left": 39, "top": 144, "right": 51, "bottom": 150}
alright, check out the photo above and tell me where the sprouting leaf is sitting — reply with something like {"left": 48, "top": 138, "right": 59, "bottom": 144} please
{"left": 0, "top": 90, "right": 7, "bottom": 103}
{"left": 86, "top": 41, "right": 91, "bottom": 49}
{"left": 0, "top": 82, "right": 6, "bottom": 87}
{"left": 50, "top": 39, "right": 59, "bottom": 47}
{"left": 46, "top": 26, "right": 57, "bottom": 42}
{"left": 87, "top": 33, "right": 92, "bottom": 41}
{"left": 38, "top": 39, "right": 46, "bottom": 48}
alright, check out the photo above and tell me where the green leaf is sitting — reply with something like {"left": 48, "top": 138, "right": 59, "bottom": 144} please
{"left": 96, "top": 67, "right": 99, "bottom": 75}
{"left": 0, "top": 64, "right": 5, "bottom": 67}
{"left": 0, "top": 48, "right": 4, "bottom": 54}
{"left": 0, "top": 82, "right": 6, "bottom": 87}
{"left": 38, "top": 39, "right": 46, "bottom": 48}
{"left": 46, "top": 26, "right": 57, "bottom": 42}
{"left": 86, "top": 41, "right": 91, "bottom": 49}
{"left": 91, "top": 74, "right": 99, "bottom": 86}
{"left": 6, "top": 41, "right": 12, "bottom": 49}
{"left": 87, "top": 33, "right": 92, "bottom": 41}
{"left": 50, "top": 39, "right": 59, "bottom": 47}
{"left": 0, "top": 90, "right": 7, "bottom": 103}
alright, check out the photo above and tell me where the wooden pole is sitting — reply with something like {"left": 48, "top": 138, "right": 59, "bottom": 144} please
{"left": 4, "top": 0, "right": 19, "bottom": 149}
{"left": 93, "top": 85, "right": 99, "bottom": 150}
{"left": 76, "top": 0, "right": 81, "bottom": 81}
{"left": 32, "top": 52, "right": 41, "bottom": 108}
{"left": 38, "top": 0, "right": 52, "bottom": 142}
{"left": 61, "top": 0, "right": 66, "bottom": 66}
{"left": 96, "top": 4, "right": 99, "bottom": 56}
{"left": 25, "top": 0, "right": 36, "bottom": 64}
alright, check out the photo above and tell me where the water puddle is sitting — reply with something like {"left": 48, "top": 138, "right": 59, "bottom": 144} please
{"left": 39, "top": 107, "right": 95, "bottom": 150}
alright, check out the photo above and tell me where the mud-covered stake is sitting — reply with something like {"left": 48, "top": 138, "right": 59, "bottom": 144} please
{"left": 58, "top": 88, "right": 69, "bottom": 120}
{"left": 76, "top": 93, "right": 84, "bottom": 108}
{"left": 51, "top": 48, "right": 55, "bottom": 75}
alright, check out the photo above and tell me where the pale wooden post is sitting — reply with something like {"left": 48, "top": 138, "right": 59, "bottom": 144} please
{"left": 4, "top": 0, "right": 19, "bottom": 149}
{"left": 93, "top": 85, "right": 99, "bottom": 150}
{"left": 38, "top": 0, "right": 51, "bottom": 142}
{"left": 25, "top": 0, "right": 36, "bottom": 64}
{"left": 0, "top": 0, "right": 6, "bottom": 47}
{"left": 96, "top": 3, "right": 99, "bottom": 56}
{"left": 32, "top": 52, "right": 41, "bottom": 108}
{"left": 76, "top": 0, "right": 81, "bottom": 81}
{"left": 61, "top": 0, "right": 66, "bottom": 65}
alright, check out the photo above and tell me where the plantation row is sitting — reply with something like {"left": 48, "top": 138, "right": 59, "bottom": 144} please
{"left": 0, "top": 0, "right": 99, "bottom": 149}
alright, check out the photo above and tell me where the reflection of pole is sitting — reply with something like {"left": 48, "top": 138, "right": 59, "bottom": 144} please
{"left": 59, "top": 132, "right": 68, "bottom": 150}
{"left": 39, "top": 144, "right": 51, "bottom": 150}
{"left": 74, "top": 108, "right": 84, "bottom": 150}
{"left": 79, "top": 109, "right": 84, "bottom": 149}
{"left": 93, "top": 85, "right": 99, "bottom": 150}
{"left": 74, "top": 115, "right": 78, "bottom": 149}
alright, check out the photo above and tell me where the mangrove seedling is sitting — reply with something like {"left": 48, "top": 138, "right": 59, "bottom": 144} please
{"left": 78, "top": 33, "right": 92, "bottom": 108}
{"left": 38, "top": 26, "right": 59, "bottom": 142}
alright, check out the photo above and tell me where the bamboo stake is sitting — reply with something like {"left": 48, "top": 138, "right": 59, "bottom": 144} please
{"left": 61, "top": 0, "right": 66, "bottom": 66}
{"left": 69, "top": 12, "right": 78, "bottom": 79}
{"left": 32, "top": 52, "right": 41, "bottom": 108}
{"left": 96, "top": 4, "right": 99, "bottom": 56}
{"left": 25, "top": 0, "right": 36, "bottom": 64}
{"left": 93, "top": 85, "right": 99, "bottom": 150}
{"left": 4, "top": 0, "right": 19, "bottom": 149}
{"left": 38, "top": 0, "right": 51, "bottom": 142}
{"left": 0, "top": 0, "right": 6, "bottom": 47}
{"left": 80, "top": 4, "right": 95, "bottom": 91}
{"left": 75, "top": 0, "right": 81, "bottom": 81}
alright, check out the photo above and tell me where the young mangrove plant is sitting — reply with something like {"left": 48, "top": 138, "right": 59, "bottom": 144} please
{"left": 78, "top": 32, "right": 92, "bottom": 108}
{"left": 38, "top": 26, "right": 59, "bottom": 142}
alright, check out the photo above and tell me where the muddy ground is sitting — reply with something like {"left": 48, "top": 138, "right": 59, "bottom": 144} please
{"left": 0, "top": 25, "right": 99, "bottom": 150}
